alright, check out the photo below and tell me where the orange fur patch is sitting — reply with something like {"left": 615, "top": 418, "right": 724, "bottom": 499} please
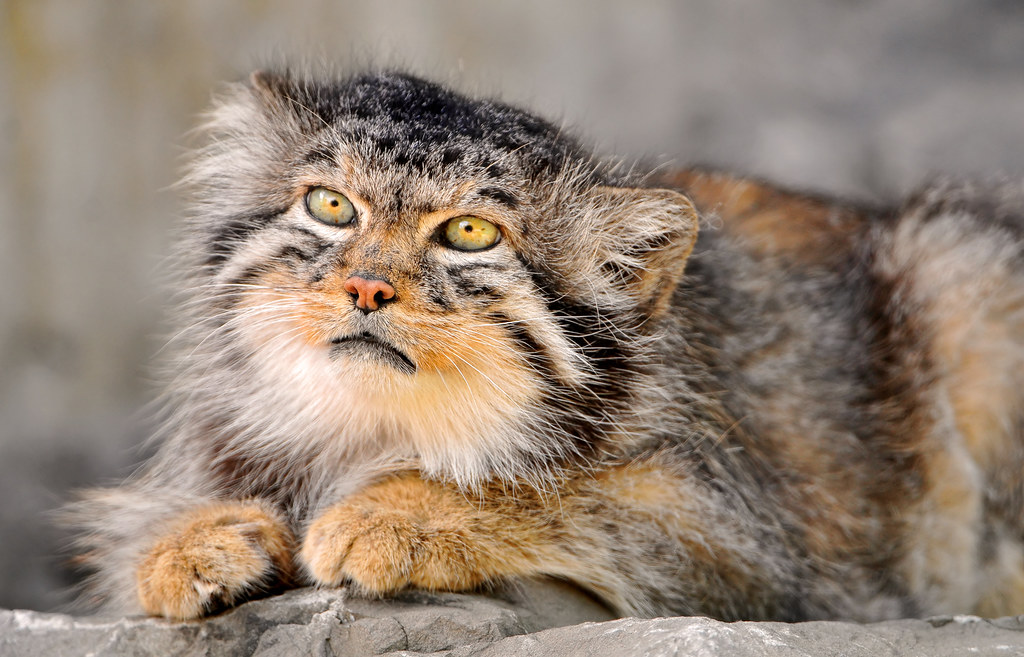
{"left": 936, "top": 307, "right": 1021, "bottom": 476}
{"left": 136, "top": 500, "right": 293, "bottom": 620}
{"left": 664, "top": 170, "right": 869, "bottom": 267}
{"left": 301, "top": 474, "right": 560, "bottom": 593}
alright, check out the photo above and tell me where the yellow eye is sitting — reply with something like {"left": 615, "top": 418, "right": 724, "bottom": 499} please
{"left": 444, "top": 216, "right": 501, "bottom": 251}
{"left": 306, "top": 187, "right": 356, "bottom": 225}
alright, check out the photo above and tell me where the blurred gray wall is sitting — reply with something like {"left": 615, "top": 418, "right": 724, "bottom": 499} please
{"left": 1, "top": 0, "right": 1023, "bottom": 612}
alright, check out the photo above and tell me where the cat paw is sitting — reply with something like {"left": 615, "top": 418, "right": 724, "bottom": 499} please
{"left": 301, "top": 504, "right": 421, "bottom": 592}
{"left": 136, "top": 500, "right": 293, "bottom": 620}
{"left": 300, "top": 476, "right": 490, "bottom": 594}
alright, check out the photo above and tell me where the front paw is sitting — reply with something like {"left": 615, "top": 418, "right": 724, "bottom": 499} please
{"left": 136, "top": 500, "right": 293, "bottom": 620}
{"left": 301, "top": 504, "right": 422, "bottom": 592}
{"left": 300, "top": 477, "right": 490, "bottom": 594}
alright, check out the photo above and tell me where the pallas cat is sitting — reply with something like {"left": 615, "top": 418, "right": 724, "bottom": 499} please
{"left": 71, "top": 69, "right": 1024, "bottom": 622}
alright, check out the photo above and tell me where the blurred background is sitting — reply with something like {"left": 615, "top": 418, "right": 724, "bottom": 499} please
{"left": 2, "top": 0, "right": 1023, "bottom": 613}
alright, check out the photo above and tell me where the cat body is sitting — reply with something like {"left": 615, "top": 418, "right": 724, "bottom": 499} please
{"left": 71, "top": 70, "right": 1024, "bottom": 622}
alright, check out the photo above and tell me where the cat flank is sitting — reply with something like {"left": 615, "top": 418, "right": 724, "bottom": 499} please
{"left": 69, "top": 68, "right": 1024, "bottom": 623}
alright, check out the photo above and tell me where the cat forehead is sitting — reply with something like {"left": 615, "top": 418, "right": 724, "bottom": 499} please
{"left": 276, "top": 72, "right": 586, "bottom": 180}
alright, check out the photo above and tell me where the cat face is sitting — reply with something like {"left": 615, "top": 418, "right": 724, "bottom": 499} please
{"left": 179, "top": 70, "right": 698, "bottom": 485}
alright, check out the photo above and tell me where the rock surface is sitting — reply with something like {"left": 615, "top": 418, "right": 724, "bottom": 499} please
{"left": 452, "top": 615, "right": 1024, "bottom": 657}
{"left": 2, "top": 581, "right": 1023, "bottom": 657}
{"left": 0, "top": 580, "right": 613, "bottom": 657}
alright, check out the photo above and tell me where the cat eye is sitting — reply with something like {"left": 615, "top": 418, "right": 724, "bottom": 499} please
{"left": 444, "top": 216, "right": 501, "bottom": 251}
{"left": 306, "top": 187, "right": 356, "bottom": 226}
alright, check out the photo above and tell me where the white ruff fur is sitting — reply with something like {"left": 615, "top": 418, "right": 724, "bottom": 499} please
{"left": 228, "top": 294, "right": 555, "bottom": 488}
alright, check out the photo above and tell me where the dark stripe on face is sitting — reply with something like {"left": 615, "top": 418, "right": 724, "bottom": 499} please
{"left": 215, "top": 229, "right": 330, "bottom": 297}
{"left": 489, "top": 312, "right": 560, "bottom": 383}
{"left": 428, "top": 292, "right": 453, "bottom": 310}
{"left": 475, "top": 186, "right": 520, "bottom": 209}
{"left": 286, "top": 225, "right": 326, "bottom": 242}
{"left": 445, "top": 262, "right": 508, "bottom": 276}
{"left": 413, "top": 259, "right": 453, "bottom": 311}
{"left": 452, "top": 278, "right": 503, "bottom": 300}
{"left": 303, "top": 145, "right": 337, "bottom": 166}
{"left": 545, "top": 296, "right": 636, "bottom": 374}
{"left": 446, "top": 262, "right": 508, "bottom": 301}
{"left": 205, "top": 208, "right": 289, "bottom": 268}
{"left": 512, "top": 253, "right": 643, "bottom": 453}
{"left": 515, "top": 252, "right": 550, "bottom": 284}
{"left": 276, "top": 245, "right": 310, "bottom": 263}
{"left": 277, "top": 227, "right": 332, "bottom": 263}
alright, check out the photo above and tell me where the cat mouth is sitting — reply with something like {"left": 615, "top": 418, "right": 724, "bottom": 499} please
{"left": 329, "top": 332, "right": 417, "bottom": 374}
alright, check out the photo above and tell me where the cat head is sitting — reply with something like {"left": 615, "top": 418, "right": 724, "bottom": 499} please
{"left": 175, "top": 69, "right": 698, "bottom": 487}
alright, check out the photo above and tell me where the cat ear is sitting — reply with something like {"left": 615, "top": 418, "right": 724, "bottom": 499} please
{"left": 247, "top": 70, "right": 323, "bottom": 134}
{"left": 249, "top": 69, "right": 275, "bottom": 90}
{"left": 248, "top": 70, "right": 292, "bottom": 101}
{"left": 588, "top": 186, "right": 698, "bottom": 321}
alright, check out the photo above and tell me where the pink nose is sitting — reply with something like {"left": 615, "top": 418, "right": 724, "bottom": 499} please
{"left": 343, "top": 276, "right": 396, "bottom": 312}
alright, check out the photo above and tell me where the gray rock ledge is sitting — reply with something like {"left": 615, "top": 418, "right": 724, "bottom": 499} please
{"left": 2, "top": 581, "right": 1023, "bottom": 657}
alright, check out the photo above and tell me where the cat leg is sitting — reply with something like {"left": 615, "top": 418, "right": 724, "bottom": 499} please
{"left": 300, "top": 466, "right": 784, "bottom": 619}
{"left": 300, "top": 473, "right": 555, "bottom": 595}
{"left": 136, "top": 499, "right": 294, "bottom": 619}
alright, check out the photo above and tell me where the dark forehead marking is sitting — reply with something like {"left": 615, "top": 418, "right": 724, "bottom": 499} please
{"left": 441, "top": 148, "right": 462, "bottom": 165}
{"left": 284, "top": 71, "right": 603, "bottom": 180}
{"left": 338, "top": 73, "right": 551, "bottom": 142}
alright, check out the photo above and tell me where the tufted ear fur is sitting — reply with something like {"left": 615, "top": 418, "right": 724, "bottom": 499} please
{"left": 583, "top": 186, "right": 698, "bottom": 321}
{"left": 246, "top": 69, "right": 322, "bottom": 134}
{"left": 249, "top": 70, "right": 295, "bottom": 102}
{"left": 246, "top": 69, "right": 307, "bottom": 121}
